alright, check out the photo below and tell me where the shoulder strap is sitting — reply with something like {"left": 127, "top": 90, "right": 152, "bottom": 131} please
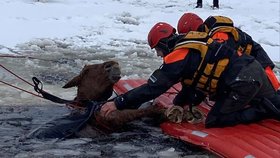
{"left": 174, "top": 31, "right": 214, "bottom": 58}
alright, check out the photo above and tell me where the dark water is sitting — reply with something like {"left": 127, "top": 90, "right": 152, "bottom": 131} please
{"left": 0, "top": 105, "right": 214, "bottom": 158}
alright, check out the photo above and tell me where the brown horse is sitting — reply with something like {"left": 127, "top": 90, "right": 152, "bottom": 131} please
{"left": 63, "top": 60, "right": 163, "bottom": 137}
{"left": 29, "top": 61, "right": 163, "bottom": 139}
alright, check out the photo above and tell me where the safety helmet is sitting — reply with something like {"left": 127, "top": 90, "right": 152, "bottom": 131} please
{"left": 148, "top": 22, "right": 176, "bottom": 48}
{"left": 177, "top": 13, "right": 203, "bottom": 34}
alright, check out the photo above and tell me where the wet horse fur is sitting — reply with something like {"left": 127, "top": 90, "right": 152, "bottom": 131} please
{"left": 30, "top": 61, "right": 163, "bottom": 139}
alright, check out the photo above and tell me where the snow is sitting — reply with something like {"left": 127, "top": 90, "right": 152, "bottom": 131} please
{"left": 0, "top": 0, "right": 279, "bottom": 61}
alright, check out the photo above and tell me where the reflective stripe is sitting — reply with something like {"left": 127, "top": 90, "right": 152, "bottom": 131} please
{"left": 123, "top": 83, "right": 133, "bottom": 91}
{"left": 191, "top": 130, "right": 208, "bottom": 138}
{"left": 244, "top": 155, "right": 255, "bottom": 158}
{"left": 164, "top": 49, "right": 189, "bottom": 64}
{"left": 149, "top": 74, "right": 157, "bottom": 83}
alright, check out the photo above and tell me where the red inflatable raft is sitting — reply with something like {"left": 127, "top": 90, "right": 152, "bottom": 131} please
{"left": 114, "top": 79, "right": 280, "bottom": 158}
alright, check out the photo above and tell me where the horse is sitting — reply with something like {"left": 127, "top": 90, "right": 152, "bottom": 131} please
{"left": 28, "top": 61, "right": 163, "bottom": 139}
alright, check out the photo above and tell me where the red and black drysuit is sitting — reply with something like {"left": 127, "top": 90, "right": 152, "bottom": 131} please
{"left": 113, "top": 35, "right": 280, "bottom": 128}
{"left": 198, "top": 17, "right": 280, "bottom": 91}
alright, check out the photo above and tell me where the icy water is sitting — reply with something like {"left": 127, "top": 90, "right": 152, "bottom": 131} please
{"left": 0, "top": 38, "right": 279, "bottom": 157}
{"left": 0, "top": 39, "right": 217, "bottom": 157}
{"left": 0, "top": 105, "right": 214, "bottom": 158}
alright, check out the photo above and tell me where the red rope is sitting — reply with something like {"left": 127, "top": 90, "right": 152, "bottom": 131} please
{"left": 0, "top": 64, "right": 44, "bottom": 99}
{"left": 0, "top": 80, "right": 43, "bottom": 98}
{"left": 0, "top": 64, "right": 34, "bottom": 86}
{"left": 0, "top": 55, "right": 55, "bottom": 62}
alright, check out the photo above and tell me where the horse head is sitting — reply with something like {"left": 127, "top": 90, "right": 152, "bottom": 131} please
{"left": 63, "top": 61, "right": 121, "bottom": 102}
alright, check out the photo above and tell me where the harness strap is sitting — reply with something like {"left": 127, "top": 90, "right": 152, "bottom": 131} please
{"left": 32, "top": 77, "right": 74, "bottom": 104}
{"left": 33, "top": 77, "right": 117, "bottom": 108}
{"left": 60, "top": 101, "right": 104, "bottom": 139}
{"left": 203, "top": 61, "right": 219, "bottom": 92}
{"left": 190, "top": 47, "right": 212, "bottom": 90}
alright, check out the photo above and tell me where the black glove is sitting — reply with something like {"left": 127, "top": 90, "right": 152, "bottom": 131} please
{"left": 173, "top": 85, "right": 205, "bottom": 106}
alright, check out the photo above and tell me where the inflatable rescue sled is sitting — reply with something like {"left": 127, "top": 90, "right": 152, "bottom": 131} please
{"left": 114, "top": 79, "right": 280, "bottom": 158}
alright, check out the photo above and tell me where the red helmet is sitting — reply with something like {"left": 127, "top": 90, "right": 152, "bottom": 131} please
{"left": 148, "top": 22, "right": 176, "bottom": 48}
{"left": 177, "top": 13, "right": 203, "bottom": 34}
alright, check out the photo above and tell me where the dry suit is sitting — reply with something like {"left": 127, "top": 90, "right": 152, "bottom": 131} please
{"left": 114, "top": 33, "right": 280, "bottom": 128}
{"left": 198, "top": 16, "right": 279, "bottom": 91}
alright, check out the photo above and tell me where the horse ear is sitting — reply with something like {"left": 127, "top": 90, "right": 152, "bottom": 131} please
{"left": 62, "top": 75, "right": 81, "bottom": 88}
{"left": 63, "top": 65, "right": 89, "bottom": 88}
